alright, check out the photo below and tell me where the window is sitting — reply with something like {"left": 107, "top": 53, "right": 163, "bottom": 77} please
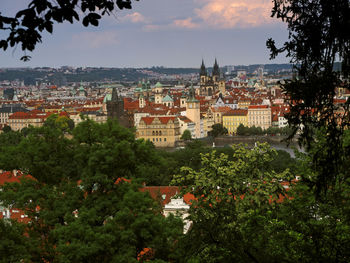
{"left": 159, "top": 138, "right": 162, "bottom": 142}
{"left": 164, "top": 138, "right": 167, "bottom": 142}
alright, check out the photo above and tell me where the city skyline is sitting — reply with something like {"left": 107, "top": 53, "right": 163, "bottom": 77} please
{"left": 0, "top": 0, "right": 289, "bottom": 68}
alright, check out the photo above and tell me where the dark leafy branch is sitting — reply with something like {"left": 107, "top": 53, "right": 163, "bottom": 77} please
{"left": 267, "top": 0, "right": 350, "bottom": 193}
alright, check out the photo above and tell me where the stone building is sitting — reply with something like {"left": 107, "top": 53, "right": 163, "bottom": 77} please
{"left": 136, "top": 116, "right": 180, "bottom": 147}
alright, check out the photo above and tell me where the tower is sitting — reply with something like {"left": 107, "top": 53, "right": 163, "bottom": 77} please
{"left": 186, "top": 84, "right": 201, "bottom": 138}
{"left": 212, "top": 58, "right": 220, "bottom": 82}
{"left": 200, "top": 59, "right": 207, "bottom": 85}
{"left": 106, "top": 88, "right": 129, "bottom": 127}
{"left": 139, "top": 93, "right": 145, "bottom": 108}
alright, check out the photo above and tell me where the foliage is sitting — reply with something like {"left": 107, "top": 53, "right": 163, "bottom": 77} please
{"left": 267, "top": 0, "right": 350, "bottom": 191}
{"left": 173, "top": 143, "right": 293, "bottom": 262}
{"left": 209, "top": 123, "right": 228, "bottom": 138}
{"left": 2, "top": 125, "right": 12, "bottom": 133}
{"left": 180, "top": 129, "right": 192, "bottom": 141}
{"left": 173, "top": 141, "right": 350, "bottom": 262}
{"left": 236, "top": 124, "right": 292, "bottom": 136}
{"left": 0, "top": 220, "right": 34, "bottom": 263}
{"left": 44, "top": 113, "right": 74, "bottom": 132}
{"left": 0, "top": 119, "right": 183, "bottom": 262}
{"left": 0, "top": 0, "right": 140, "bottom": 61}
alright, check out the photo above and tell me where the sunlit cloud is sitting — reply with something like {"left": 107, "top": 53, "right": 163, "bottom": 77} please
{"left": 142, "top": 24, "right": 164, "bottom": 32}
{"left": 172, "top": 18, "right": 199, "bottom": 29}
{"left": 71, "top": 31, "right": 119, "bottom": 49}
{"left": 120, "top": 12, "right": 150, "bottom": 23}
{"left": 194, "top": 0, "right": 275, "bottom": 28}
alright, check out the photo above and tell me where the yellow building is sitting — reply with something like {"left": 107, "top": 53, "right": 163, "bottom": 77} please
{"left": 222, "top": 109, "right": 248, "bottom": 135}
{"left": 136, "top": 116, "right": 180, "bottom": 147}
{"left": 212, "top": 106, "right": 232, "bottom": 124}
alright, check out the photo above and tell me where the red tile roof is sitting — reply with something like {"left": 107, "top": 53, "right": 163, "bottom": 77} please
{"left": 140, "top": 186, "right": 195, "bottom": 206}
{"left": 0, "top": 170, "right": 35, "bottom": 185}
{"left": 248, "top": 105, "right": 269, "bottom": 109}
{"left": 140, "top": 116, "right": 176, "bottom": 125}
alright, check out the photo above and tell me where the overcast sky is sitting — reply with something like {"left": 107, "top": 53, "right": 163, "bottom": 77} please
{"left": 0, "top": 0, "right": 290, "bottom": 68}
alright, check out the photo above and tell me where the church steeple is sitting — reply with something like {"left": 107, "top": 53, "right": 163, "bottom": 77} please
{"left": 200, "top": 59, "right": 207, "bottom": 76}
{"left": 212, "top": 58, "right": 220, "bottom": 76}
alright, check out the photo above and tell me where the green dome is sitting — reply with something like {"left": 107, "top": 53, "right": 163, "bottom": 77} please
{"left": 155, "top": 82, "right": 163, "bottom": 88}
{"left": 162, "top": 94, "right": 173, "bottom": 102}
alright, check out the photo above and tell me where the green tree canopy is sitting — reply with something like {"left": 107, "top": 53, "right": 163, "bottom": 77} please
{"left": 0, "top": 119, "right": 184, "bottom": 262}
{"left": 180, "top": 129, "right": 192, "bottom": 141}
{"left": 209, "top": 123, "right": 228, "bottom": 138}
{"left": 173, "top": 143, "right": 293, "bottom": 262}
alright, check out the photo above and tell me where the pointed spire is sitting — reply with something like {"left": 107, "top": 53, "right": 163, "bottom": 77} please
{"left": 200, "top": 59, "right": 207, "bottom": 76}
{"left": 213, "top": 58, "right": 220, "bottom": 76}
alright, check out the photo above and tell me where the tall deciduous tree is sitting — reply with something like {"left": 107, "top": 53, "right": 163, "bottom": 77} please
{"left": 267, "top": 0, "right": 350, "bottom": 192}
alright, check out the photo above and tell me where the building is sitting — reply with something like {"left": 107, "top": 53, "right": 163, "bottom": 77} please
{"left": 136, "top": 116, "right": 180, "bottom": 147}
{"left": 0, "top": 104, "right": 28, "bottom": 126}
{"left": 186, "top": 85, "right": 201, "bottom": 138}
{"left": 105, "top": 88, "right": 130, "bottom": 127}
{"left": 8, "top": 110, "right": 51, "bottom": 131}
{"left": 247, "top": 105, "right": 272, "bottom": 130}
{"left": 199, "top": 59, "right": 225, "bottom": 96}
{"left": 222, "top": 109, "right": 248, "bottom": 135}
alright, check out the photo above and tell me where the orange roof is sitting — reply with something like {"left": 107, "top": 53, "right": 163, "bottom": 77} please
{"left": 0, "top": 171, "right": 35, "bottom": 185}
{"left": 212, "top": 106, "right": 232, "bottom": 113}
{"left": 140, "top": 116, "right": 176, "bottom": 125}
{"left": 140, "top": 186, "right": 195, "bottom": 206}
{"left": 223, "top": 109, "right": 248, "bottom": 116}
{"left": 248, "top": 105, "right": 269, "bottom": 109}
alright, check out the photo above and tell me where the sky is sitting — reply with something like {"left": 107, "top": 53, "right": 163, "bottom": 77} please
{"left": 0, "top": 0, "right": 290, "bottom": 68}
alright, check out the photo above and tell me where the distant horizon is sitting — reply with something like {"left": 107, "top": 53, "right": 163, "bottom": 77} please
{"left": 0, "top": 62, "right": 292, "bottom": 70}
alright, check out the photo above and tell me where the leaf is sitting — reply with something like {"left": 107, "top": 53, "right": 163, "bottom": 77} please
{"left": 0, "top": 40, "right": 8, "bottom": 50}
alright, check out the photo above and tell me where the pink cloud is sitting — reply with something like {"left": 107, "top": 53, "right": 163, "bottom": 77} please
{"left": 120, "top": 12, "right": 149, "bottom": 23}
{"left": 194, "top": 0, "right": 275, "bottom": 28}
{"left": 172, "top": 18, "right": 199, "bottom": 29}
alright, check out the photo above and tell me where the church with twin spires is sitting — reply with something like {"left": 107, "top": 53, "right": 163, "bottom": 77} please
{"left": 199, "top": 59, "right": 226, "bottom": 96}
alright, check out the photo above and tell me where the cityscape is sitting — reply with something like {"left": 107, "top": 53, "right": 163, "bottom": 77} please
{"left": 0, "top": 1, "right": 349, "bottom": 262}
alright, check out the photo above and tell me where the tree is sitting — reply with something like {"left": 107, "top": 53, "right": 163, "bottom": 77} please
{"left": 267, "top": 0, "right": 350, "bottom": 192}
{"left": 236, "top": 123, "right": 248, "bottom": 135}
{"left": 181, "top": 129, "right": 192, "bottom": 141}
{"left": 2, "top": 125, "right": 12, "bottom": 133}
{"left": 0, "top": 119, "right": 184, "bottom": 262}
{"left": 173, "top": 143, "right": 293, "bottom": 262}
{"left": 0, "top": 0, "right": 139, "bottom": 61}
{"left": 209, "top": 123, "right": 228, "bottom": 138}
{"left": 44, "top": 113, "right": 75, "bottom": 132}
